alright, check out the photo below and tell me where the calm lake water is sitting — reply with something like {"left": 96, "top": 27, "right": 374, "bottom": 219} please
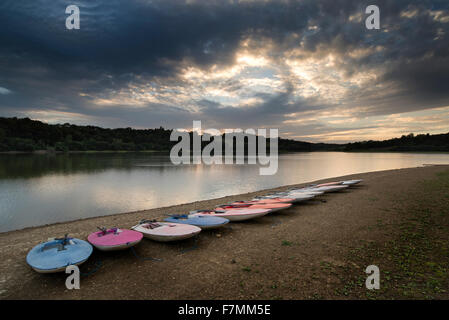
{"left": 1, "top": 152, "right": 449, "bottom": 232}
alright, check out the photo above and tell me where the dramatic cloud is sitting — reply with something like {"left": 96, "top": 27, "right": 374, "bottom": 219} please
{"left": 0, "top": 0, "right": 448, "bottom": 142}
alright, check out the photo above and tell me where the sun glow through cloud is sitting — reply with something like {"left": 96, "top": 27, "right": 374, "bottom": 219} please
{"left": 0, "top": 1, "right": 448, "bottom": 142}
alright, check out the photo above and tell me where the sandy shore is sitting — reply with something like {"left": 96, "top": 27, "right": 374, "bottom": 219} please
{"left": 1, "top": 165, "right": 449, "bottom": 299}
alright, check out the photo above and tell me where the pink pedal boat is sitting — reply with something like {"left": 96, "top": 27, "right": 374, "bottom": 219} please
{"left": 87, "top": 227, "right": 143, "bottom": 251}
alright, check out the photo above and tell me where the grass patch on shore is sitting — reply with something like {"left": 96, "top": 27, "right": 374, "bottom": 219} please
{"left": 336, "top": 170, "right": 449, "bottom": 299}
{"left": 282, "top": 240, "right": 293, "bottom": 246}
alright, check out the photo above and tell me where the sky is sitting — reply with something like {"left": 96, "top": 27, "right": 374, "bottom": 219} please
{"left": 0, "top": 0, "right": 449, "bottom": 143}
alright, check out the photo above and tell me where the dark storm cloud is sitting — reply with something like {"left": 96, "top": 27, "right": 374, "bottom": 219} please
{"left": 0, "top": 0, "right": 319, "bottom": 80}
{"left": 0, "top": 0, "right": 448, "bottom": 135}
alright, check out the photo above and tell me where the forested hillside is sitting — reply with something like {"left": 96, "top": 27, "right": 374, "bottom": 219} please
{"left": 1, "top": 117, "right": 448, "bottom": 153}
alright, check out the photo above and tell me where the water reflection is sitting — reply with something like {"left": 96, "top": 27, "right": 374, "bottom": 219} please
{"left": 0, "top": 152, "right": 448, "bottom": 232}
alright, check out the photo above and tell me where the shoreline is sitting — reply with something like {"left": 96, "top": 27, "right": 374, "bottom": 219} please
{"left": 0, "top": 165, "right": 430, "bottom": 235}
{"left": 0, "top": 170, "right": 363, "bottom": 235}
{"left": 1, "top": 165, "right": 449, "bottom": 299}
{"left": 2, "top": 150, "right": 449, "bottom": 156}
{"left": 0, "top": 150, "right": 167, "bottom": 155}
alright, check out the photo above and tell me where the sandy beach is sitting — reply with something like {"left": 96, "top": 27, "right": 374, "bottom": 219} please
{"left": 1, "top": 165, "right": 448, "bottom": 300}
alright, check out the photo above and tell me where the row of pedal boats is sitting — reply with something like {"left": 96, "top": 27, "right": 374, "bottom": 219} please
{"left": 27, "top": 179, "right": 362, "bottom": 273}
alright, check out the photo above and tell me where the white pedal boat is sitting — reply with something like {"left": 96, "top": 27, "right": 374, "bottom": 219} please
{"left": 285, "top": 189, "right": 325, "bottom": 196}
{"left": 341, "top": 179, "right": 363, "bottom": 185}
{"left": 282, "top": 192, "right": 316, "bottom": 202}
{"left": 190, "top": 208, "right": 270, "bottom": 222}
{"left": 255, "top": 193, "right": 315, "bottom": 203}
{"left": 132, "top": 220, "right": 201, "bottom": 242}
{"left": 315, "top": 185, "right": 349, "bottom": 192}
{"left": 293, "top": 185, "right": 348, "bottom": 193}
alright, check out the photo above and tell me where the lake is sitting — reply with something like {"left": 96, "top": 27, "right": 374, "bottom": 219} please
{"left": 1, "top": 152, "right": 449, "bottom": 232}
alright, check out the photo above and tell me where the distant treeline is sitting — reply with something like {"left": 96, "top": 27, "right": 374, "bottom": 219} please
{"left": 0, "top": 117, "right": 448, "bottom": 153}
{"left": 341, "top": 133, "right": 449, "bottom": 152}
{"left": 0, "top": 117, "right": 174, "bottom": 152}
{"left": 0, "top": 117, "right": 326, "bottom": 153}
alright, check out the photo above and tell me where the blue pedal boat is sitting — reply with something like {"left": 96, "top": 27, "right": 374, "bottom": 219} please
{"left": 26, "top": 235, "right": 93, "bottom": 273}
{"left": 164, "top": 214, "right": 229, "bottom": 230}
